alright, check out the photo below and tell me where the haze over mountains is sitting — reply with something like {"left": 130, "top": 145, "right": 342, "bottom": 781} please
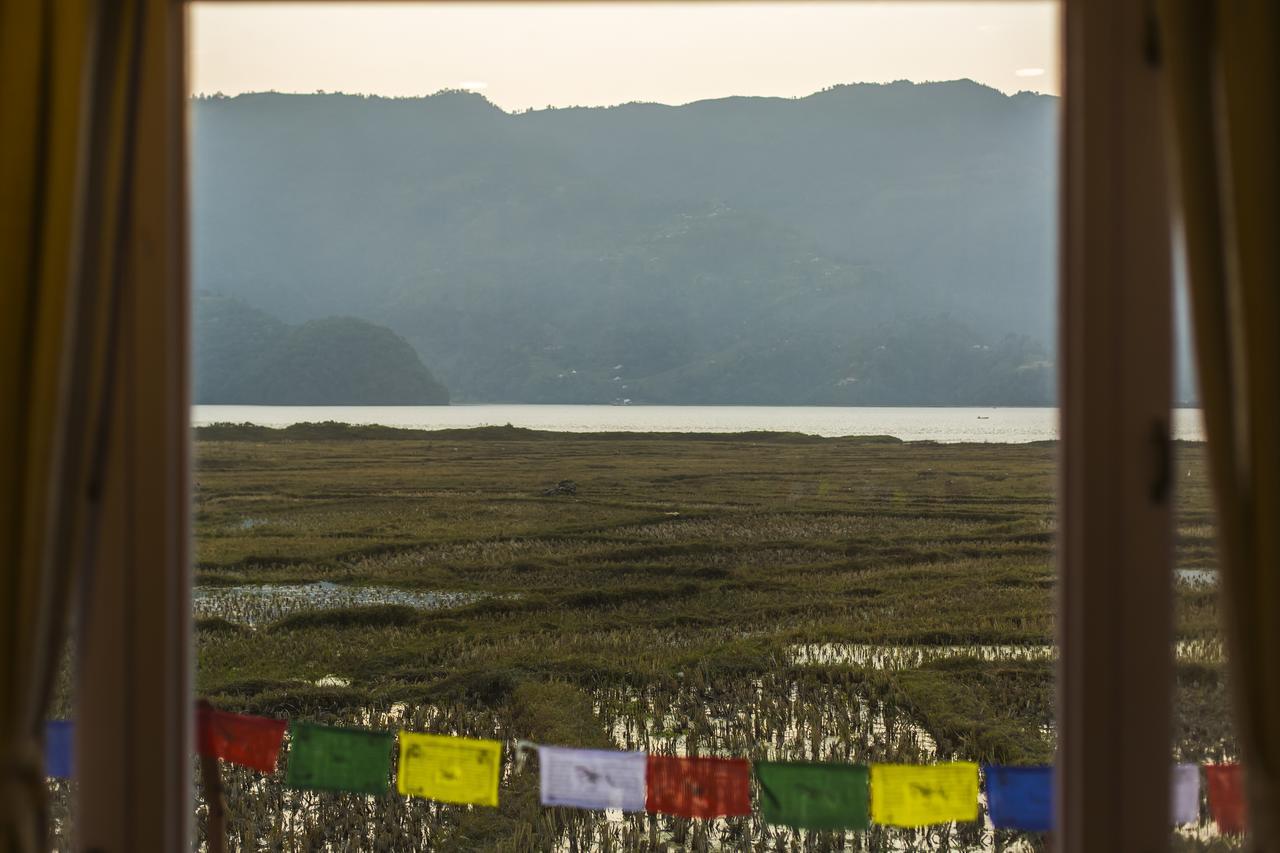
{"left": 193, "top": 80, "right": 1059, "bottom": 405}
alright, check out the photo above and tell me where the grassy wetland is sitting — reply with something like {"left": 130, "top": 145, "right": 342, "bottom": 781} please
{"left": 177, "top": 424, "right": 1234, "bottom": 851}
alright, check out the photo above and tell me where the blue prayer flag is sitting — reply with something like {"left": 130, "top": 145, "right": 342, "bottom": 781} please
{"left": 46, "top": 720, "right": 73, "bottom": 779}
{"left": 985, "top": 765, "right": 1052, "bottom": 831}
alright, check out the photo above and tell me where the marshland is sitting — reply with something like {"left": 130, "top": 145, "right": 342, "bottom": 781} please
{"left": 54, "top": 424, "right": 1236, "bottom": 850}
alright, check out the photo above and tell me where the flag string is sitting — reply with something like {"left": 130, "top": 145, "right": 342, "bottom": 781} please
{"left": 42, "top": 711, "right": 1246, "bottom": 835}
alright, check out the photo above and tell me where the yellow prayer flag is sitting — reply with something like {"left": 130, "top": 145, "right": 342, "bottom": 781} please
{"left": 397, "top": 731, "right": 502, "bottom": 807}
{"left": 870, "top": 762, "right": 979, "bottom": 827}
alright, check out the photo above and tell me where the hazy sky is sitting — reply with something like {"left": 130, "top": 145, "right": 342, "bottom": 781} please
{"left": 191, "top": 2, "right": 1059, "bottom": 111}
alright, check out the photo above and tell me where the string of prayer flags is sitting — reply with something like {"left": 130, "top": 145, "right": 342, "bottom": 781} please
{"left": 646, "top": 755, "right": 752, "bottom": 819}
{"left": 755, "top": 761, "right": 869, "bottom": 830}
{"left": 46, "top": 699, "right": 1255, "bottom": 831}
{"left": 285, "top": 722, "right": 393, "bottom": 795}
{"left": 398, "top": 732, "right": 501, "bottom": 807}
{"left": 538, "top": 746, "right": 646, "bottom": 812}
{"left": 870, "top": 762, "right": 979, "bottom": 827}
{"left": 45, "top": 720, "right": 73, "bottom": 780}
{"left": 1170, "top": 763, "right": 1201, "bottom": 825}
{"left": 196, "top": 705, "right": 287, "bottom": 773}
{"left": 984, "top": 765, "right": 1052, "bottom": 832}
{"left": 1205, "top": 764, "right": 1246, "bottom": 835}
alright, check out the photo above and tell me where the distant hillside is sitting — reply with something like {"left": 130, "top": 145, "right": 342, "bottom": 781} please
{"left": 195, "top": 296, "right": 449, "bottom": 404}
{"left": 192, "top": 81, "right": 1058, "bottom": 404}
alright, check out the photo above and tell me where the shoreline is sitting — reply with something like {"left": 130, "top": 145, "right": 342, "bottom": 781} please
{"left": 193, "top": 420, "right": 1209, "bottom": 446}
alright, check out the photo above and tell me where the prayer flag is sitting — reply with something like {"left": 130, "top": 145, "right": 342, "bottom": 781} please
{"left": 755, "top": 761, "right": 870, "bottom": 830}
{"left": 538, "top": 746, "right": 646, "bottom": 812}
{"left": 196, "top": 704, "right": 287, "bottom": 773}
{"left": 645, "top": 755, "right": 751, "bottom": 818}
{"left": 870, "top": 762, "right": 979, "bottom": 827}
{"left": 984, "top": 765, "right": 1052, "bottom": 831}
{"left": 397, "top": 732, "right": 501, "bottom": 807}
{"left": 45, "top": 720, "right": 73, "bottom": 779}
{"left": 1205, "top": 764, "right": 1246, "bottom": 834}
{"left": 285, "top": 722, "right": 393, "bottom": 795}
{"left": 1170, "top": 763, "right": 1200, "bottom": 825}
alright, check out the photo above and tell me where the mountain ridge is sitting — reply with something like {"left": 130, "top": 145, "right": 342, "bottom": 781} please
{"left": 195, "top": 296, "right": 449, "bottom": 405}
{"left": 193, "top": 79, "right": 1058, "bottom": 405}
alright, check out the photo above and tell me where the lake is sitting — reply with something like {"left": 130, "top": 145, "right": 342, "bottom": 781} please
{"left": 194, "top": 404, "right": 1207, "bottom": 444}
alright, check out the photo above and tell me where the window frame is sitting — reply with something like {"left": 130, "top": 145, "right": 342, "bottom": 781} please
{"left": 74, "top": 2, "right": 1177, "bottom": 850}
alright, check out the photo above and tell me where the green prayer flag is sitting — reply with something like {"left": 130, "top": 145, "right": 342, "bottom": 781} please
{"left": 756, "top": 761, "right": 870, "bottom": 830}
{"left": 285, "top": 722, "right": 393, "bottom": 795}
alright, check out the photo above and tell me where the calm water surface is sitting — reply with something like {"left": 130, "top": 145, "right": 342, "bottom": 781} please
{"left": 194, "top": 405, "right": 1207, "bottom": 444}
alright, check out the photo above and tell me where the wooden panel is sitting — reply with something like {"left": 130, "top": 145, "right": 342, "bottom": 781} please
{"left": 1057, "top": 0, "right": 1174, "bottom": 849}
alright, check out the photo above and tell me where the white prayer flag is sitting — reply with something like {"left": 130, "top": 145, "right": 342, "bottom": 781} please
{"left": 538, "top": 746, "right": 646, "bottom": 811}
{"left": 1171, "top": 763, "right": 1201, "bottom": 825}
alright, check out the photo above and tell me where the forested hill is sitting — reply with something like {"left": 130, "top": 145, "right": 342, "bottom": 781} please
{"left": 192, "top": 81, "right": 1058, "bottom": 405}
{"left": 195, "top": 296, "right": 449, "bottom": 405}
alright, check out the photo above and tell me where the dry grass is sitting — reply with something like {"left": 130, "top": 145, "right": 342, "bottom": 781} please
{"left": 51, "top": 428, "right": 1236, "bottom": 851}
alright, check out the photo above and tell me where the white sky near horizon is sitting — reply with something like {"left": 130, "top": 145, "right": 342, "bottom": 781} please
{"left": 191, "top": 2, "right": 1059, "bottom": 111}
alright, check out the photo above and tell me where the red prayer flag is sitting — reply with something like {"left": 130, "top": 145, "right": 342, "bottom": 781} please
{"left": 645, "top": 755, "right": 751, "bottom": 818}
{"left": 196, "top": 702, "right": 287, "bottom": 773}
{"left": 1205, "top": 764, "right": 1247, "bottom": 835}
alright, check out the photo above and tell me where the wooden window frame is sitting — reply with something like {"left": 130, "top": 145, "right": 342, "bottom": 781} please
{"left": 75, "top": 1, "right": 1176, "bottom": 850}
